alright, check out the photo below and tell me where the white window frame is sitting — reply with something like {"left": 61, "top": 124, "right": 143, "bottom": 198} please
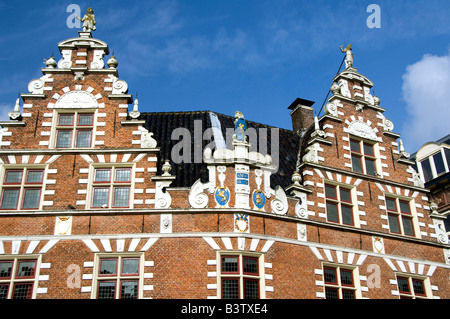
{"left": 0, "top": 166, "right": 47, "bottom": 211}
{"left": 348, "top": 136, "right": 382, "bottom": 176}
{"left": 86, "top": 164, "right": 135, "bottom": 209}
{"left": 383, "top": 194, "right": 420, "bottom": 238}
{"left": 395, "top": 273, "right": 432, "bottom": 299}
{"left": 50, "top": 109, "right": 97, "bottom": 149}
{"left": 217, "top": 251, "right": 266, "bottom": 299}
{"left": 418, "top": 147, "right": 450, "bottom": 183}
{"left": 323, "top": 181, "right": 360, "bottom": 227}
{"left": 322, "top": 263, "right": 362, "bottom": 299}
{"left": 91, "top": 253, "right": 145, "bottom": 299}
{"left": 0, "top": 255, "right": 41, "bottom": 299}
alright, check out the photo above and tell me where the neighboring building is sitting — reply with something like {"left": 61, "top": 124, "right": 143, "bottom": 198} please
{"left": 410, "top": 134, "right": 450, "bottom": 243}
{"left": 0, "top": 20, "right": 449, "bottom": 300}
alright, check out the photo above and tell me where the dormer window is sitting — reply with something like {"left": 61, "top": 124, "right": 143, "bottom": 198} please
{"left": 418, "top": 147, "right": 450, "bottom": 183}
{"left": 54, "top": 112, "right": 95, "bottom": 149}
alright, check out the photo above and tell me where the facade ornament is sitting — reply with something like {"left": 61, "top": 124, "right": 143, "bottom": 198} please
{"left": 398, "top": 139, "right": 410, "bottom": 159}
{"left": 58, "top": 50, "right": 73, "bottom": 69}
{"left": 234, "top": 111, "right": 247, "bottom": 142}
{"left": 107, "top": 56, "right": 118, "bottom": 69}
{"left": 161, "top": 160, "right": 172, "bottom": 176}
{"left": 355, "top": 103, "right": 365, "bottom": 112}
{"left": 160, "top": 214, "right": 172, "bottom": 233}
{"left": 112, "top": 78, "right": 128, "bottom": 95}
{"left": 270, "top": 186, "right": 288, "bottom": 215}
{"left": 331, "top": 82, "right": 340, "bottom": 95}
{"left": 324, "top": 101, "right": 338, "bottom": 117}
{"left": 129, "top": 98, "right": 141, "bottom": 119}
{"left": 310, "top": 116, "right": 326, "bottom": 139}
{"left": 76, "top": 7, "right": 96, "bottom": 32}
{"left": 338, "top": 79, "right": 351, "bottom": 98}
{"left": 302, "top": 143, "right": 319, "bottom": 164}
{"left": 410, "top": 167, "right": 424, "bottom": 188}
{"left": 27, "top": 78, "right": 44, "bottom": 95}
{"left": 347, "top": 120, "right": 379, "bottom": 141}
{"left": 189, "top": 179, "right": 210, "bottom": 209}
{"left": 139, "top": 126, "right": 157, "bottom": 148}
{"left": 297, "top": 223, "right": 307, "bottom": 241}
{"left": 339, "top": 44, "right": 353, "bottom": 69}
{"left": 90, "top": 50, "right": 105, "bottom": 70}
{"left": 8, "top": 98, "right": 22, "bottom": 120}
{"left": 364, "top": 87, "right": 375, "bottom": 105}
{"left": 44, "top": 56, "right": 57, "bottom": 68}
{"left": 373, "top": 95, "right": 381, "bottom": 106}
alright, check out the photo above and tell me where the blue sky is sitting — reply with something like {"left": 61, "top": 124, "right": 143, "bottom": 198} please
{"left": 0, "top": 0, "right": 449, "bottom": 152}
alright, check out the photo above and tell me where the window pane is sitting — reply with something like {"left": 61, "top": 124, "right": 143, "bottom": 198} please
{"left": 0, "top": 262, "right": 12, "bottom": 278}
{"left": 115, "top": 169, "right": 131, "bottom": 182}
{"left": 95, "top": 169, "right": 111, "bottom": 182}
{"left": 323, "top": 267, "right": 337, "bottom": 284}
{"left": 402, "top": 217, "right": 415, "bottom": 236}
{"left": 326, "top": 202, "right": 339, "bottom": 223}
{"left": 222, "top": 279, "right": 239, "bottom": 299}
{"left": 340, "top": 270, "right": 354, "bottom": 286}
{"left": 385, "top": 198, "right": 397, "bottom": 211}
{"left": 363, "top": 143, "right": 374, "bottom": 156}
{"left": 22, "top": 189, "right": 41, "bottom": 209}
{"left": 325, "top": 287, "right": 339, "bottom": 299}
{"left": 58, "top": 114, "right": 74, "bottom": 126}
{"left": 78, "top": 114, "right": 93, "bottom": 126}
{"left": 412, "top": 280, "right": 425, "bottom": 295}
{"left": 222, "top": 257, "right": 238, "bottom": 273}
{"left": 1, "top": 189, "right": 19, "bottom": 209}
{"left": 98, "top": 281, "right": 116, "bottom": 299}
{"left": 122, "top": 258, "right": 139, "bottom": 275}
{"left": 0, "top": 284, "right": 8, "bottom": 299}
{"left": 76, "top": 130, "right": 92, "bottom": 148}
{"left": 350, "top": 140, "right": 360, "bottom": 153}
{"left": 340, "top": 188, "right": 351, "bottom": 202}
{"left": 12, "top": 283, "right": 33, "bottom": 299}
{"left": 26, "top": 171, "right": 43, "bottom": 184}
{"left": 420, "top": 158, "right": 433, "bottom": 182}
{"left": 341, "top": 205, "right": 354, "bottom": 226}
{"left": 342, "top": 289, "right": 355, "bottom": 299}
{"left": 325, "top": 185, "right": 336, "bottom": 199}
{"left": 399, "top": 201, "right": 410, "bottom": 214}
{"left": 365, "top": 158, "right": 376, "bottom": 175}
{"left": 121, "top": 281, "right": 138, "bottom": 299}
{"left": 113, "top": 187, "right": 130, "bottom": 208}
{"left": 433, "top": 152, "right": 446, "bottom": 175}
{"left": 243, "top": 257, "right": 258, "bottom": 275}
{"left": 244, "top": 279, "right": 259, "bottom": 299}
{"left": 5, "top": 171, "right": 22, "bottom": 184}
{"left": 444, "top": 148, "right": 450, "bottom": 171}
{"left": 93, "top": 188, "right": 109, "bottom": 207}
{"left": 388, "top": 214, "right": 400, "bottom": 233}
{"left": 397, "top": 277, "right": 410, "bottom": 293}
{"left": 351, "top": 155, "right": 363, "bottom": 173}
{"left": 99, "top": 259, "right": 117, "bottom": 275}
{"left": 16, "top": 261, "right": 36, "bottom": 278}
{"left": 56, "top": 130, "right": 72, "bottom": 148}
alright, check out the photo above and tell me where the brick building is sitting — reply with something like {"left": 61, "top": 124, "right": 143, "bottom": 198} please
{"left": 0, "top": 24, "right": 449, "bottom": 300}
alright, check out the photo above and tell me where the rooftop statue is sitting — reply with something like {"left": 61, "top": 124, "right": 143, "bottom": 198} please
{"left": 339, "top": 44, "right": 353, "bottom": 69}
{"left": 76, "top": 7, "right": 96, "bottom": 32}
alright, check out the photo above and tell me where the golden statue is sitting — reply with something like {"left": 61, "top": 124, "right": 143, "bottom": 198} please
{"left": 76, "top": 7, "right": 96, "bottom": 32}
{"left": 339, "top": 44, "right": 353, "bottom": 69}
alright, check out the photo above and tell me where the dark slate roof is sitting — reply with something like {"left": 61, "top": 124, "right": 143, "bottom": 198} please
{"left": 140, "top": 111, "right": 300, "bottom": 189}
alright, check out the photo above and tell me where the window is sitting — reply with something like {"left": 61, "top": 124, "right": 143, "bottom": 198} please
{"left": 323, "top": 265, "right": 359, "bottom": 299}
{"left": 396, "top": 275, "right": 430, "bottom": 299}
{"left": 0, "top": 169, "right": 44, "bottom": 210}
{"left": 0, "top": 258, "right": 38, "bottom": 299}
{"left": 325, "top": 184, "right": 355, "bottom": 226}
{"left": 385, "top": 197, "right": 415, "bottom": 236}
{"left": 94, "top": 255, "right": 142, "bottom": 299}
{"left": 350, "top": 138, "right": 378, "bottom": 175}
{"left": 219, "top": 254, "right": 262, "bottom": 299}
{"left": 91, "top": 167, "right": 132, "bottom": 209}
{"left": 55, "top": 112, "right": 94, "bottom": 148}
{"left": 418, "top": 147, "right": 450, "bottom": 183}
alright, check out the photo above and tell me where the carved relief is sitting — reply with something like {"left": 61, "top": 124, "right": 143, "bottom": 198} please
{"left": 54, "top": 91, "right": 99, "bottom": 109}
{"left": 347, "top": 120, "right": 378, "bottom": 141}
{"left": 58, "top": 49, "right": 73, "bottom": 69}
{"left": 28, "top": 79, "right": 44, "bottom": 95}
{"left": 270, "top": 186, "right": 288, "bottom": 215}
{"left": 139, "top": 126, "right": 157, "bottom": 148}
{"left": 324, "top": 101, "right": 338, "bottom": 117}
{"left": 112, "top": 78, "right": 128, "bottom": 95}
{"left": 90, "top": 50, "right": 105, "bottom": 70}
{"left": 338, "top": 79, "right": 351, "bottom": 98}
{"left": 189, "top": 179, "right": 209, "bottom": 209}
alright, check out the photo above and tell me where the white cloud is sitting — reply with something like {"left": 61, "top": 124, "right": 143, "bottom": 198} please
{"left": 401, "top": 48, "right": 450, "bottom": 151}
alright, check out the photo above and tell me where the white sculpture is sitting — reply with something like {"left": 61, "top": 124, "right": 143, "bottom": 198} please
{"left": 340, "top": 44, "right": 353, "bottom": 69}
{"left": 76, "top": 7, "right": 96, "bottom": 32}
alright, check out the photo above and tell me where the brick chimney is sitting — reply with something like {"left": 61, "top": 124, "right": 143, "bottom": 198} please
{"left": 288, "top": 98, "right": 315, "bottom": 133}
